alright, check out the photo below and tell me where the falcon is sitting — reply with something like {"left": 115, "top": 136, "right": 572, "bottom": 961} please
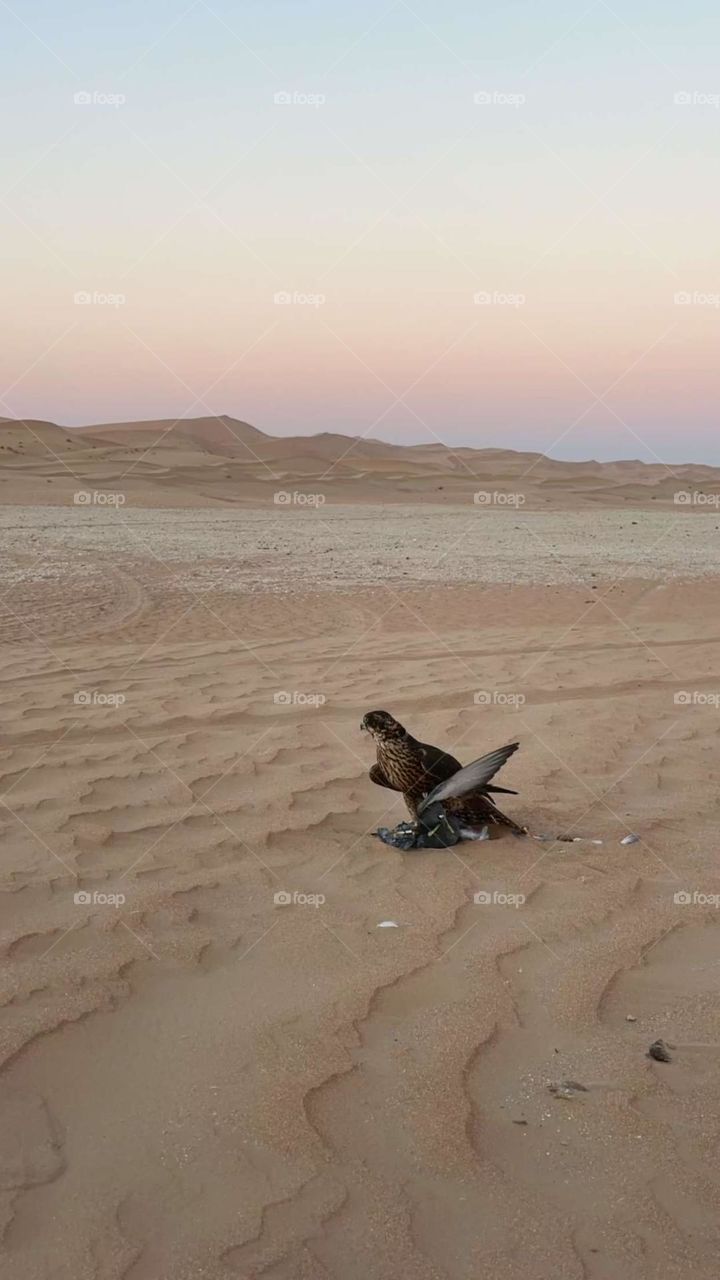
{"left": 361, "top": 710, "right": 526, "bottom": 844}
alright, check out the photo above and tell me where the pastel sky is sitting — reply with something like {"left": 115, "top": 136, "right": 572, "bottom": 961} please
{"left": 2, "top": 0, "right": 719, "bottom": 461}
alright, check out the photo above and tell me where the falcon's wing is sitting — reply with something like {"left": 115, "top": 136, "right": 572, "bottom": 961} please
{"left": 417, "top": 743, "right": 519, "bottom": 815}
{"left": 411, "top": 739, "right": 463, "bottom": 792}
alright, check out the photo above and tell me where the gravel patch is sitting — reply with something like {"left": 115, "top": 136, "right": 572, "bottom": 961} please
{"left": 1, "top": 505, "right": 719, "bottom": 593}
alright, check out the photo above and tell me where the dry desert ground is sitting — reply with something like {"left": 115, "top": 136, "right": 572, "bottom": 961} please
{"left": 2, "top": 418, "right": 720, "bottom": 1279}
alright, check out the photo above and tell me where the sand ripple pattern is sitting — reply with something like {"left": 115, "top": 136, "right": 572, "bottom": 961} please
{"left": 1, "top": 541, "right": 720, "bottom": 1278}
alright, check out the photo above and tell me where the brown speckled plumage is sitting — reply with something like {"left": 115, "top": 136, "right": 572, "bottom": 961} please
{"left": 362, "top": 710, "right": 525, "bottom": 833}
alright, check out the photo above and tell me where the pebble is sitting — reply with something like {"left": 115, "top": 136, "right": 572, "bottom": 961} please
{"left": 648, "top": 1039, "right": 672, "bottom": 1063}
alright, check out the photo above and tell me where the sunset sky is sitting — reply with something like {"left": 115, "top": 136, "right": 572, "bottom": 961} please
{"left": 2, "top": 0, "right": 719, "bottom": 460}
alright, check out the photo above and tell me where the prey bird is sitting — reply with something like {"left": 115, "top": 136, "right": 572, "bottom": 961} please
{"left": 361, "top": 709, "right": 526, "bottom": 847}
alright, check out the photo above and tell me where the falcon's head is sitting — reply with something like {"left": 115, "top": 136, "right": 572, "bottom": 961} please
{"left": 361, "top": 710, "right": 407, "bottom": 742}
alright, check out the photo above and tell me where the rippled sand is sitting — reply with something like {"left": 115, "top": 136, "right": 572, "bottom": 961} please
{"left": 2, "top": 507, "right": 720, "bottom": 1280}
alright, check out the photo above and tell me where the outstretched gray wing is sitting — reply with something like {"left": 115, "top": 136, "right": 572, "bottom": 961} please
{"left": 417, "top": 743, "right": 519, "bottom": 815}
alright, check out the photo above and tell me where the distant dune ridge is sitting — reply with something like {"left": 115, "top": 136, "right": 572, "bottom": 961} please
{"left": 2, "top": 414, "right": 720, "bottom": 507}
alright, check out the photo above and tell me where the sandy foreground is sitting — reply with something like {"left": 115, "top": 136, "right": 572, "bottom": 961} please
{"left": 2, "top": 504, "right": 720, "bottom": 1280}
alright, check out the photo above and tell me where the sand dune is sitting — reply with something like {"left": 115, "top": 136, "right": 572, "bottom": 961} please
{"left": 3, "top": 414, "right": 720, "bottom": 509}
{"left": 2, "top": 498, "right": 720, "bottom": 1278}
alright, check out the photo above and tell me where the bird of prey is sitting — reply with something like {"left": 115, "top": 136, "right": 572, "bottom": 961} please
{"left": 361, "top": 710, "right": 526, "bottom": 847}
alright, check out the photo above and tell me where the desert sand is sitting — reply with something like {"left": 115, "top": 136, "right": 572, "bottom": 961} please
{"left": 2, "top": 421, "right": 720, "bottom": 1279}
{"left": 3, "top": 413, "right": 720, "bottom": 509}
